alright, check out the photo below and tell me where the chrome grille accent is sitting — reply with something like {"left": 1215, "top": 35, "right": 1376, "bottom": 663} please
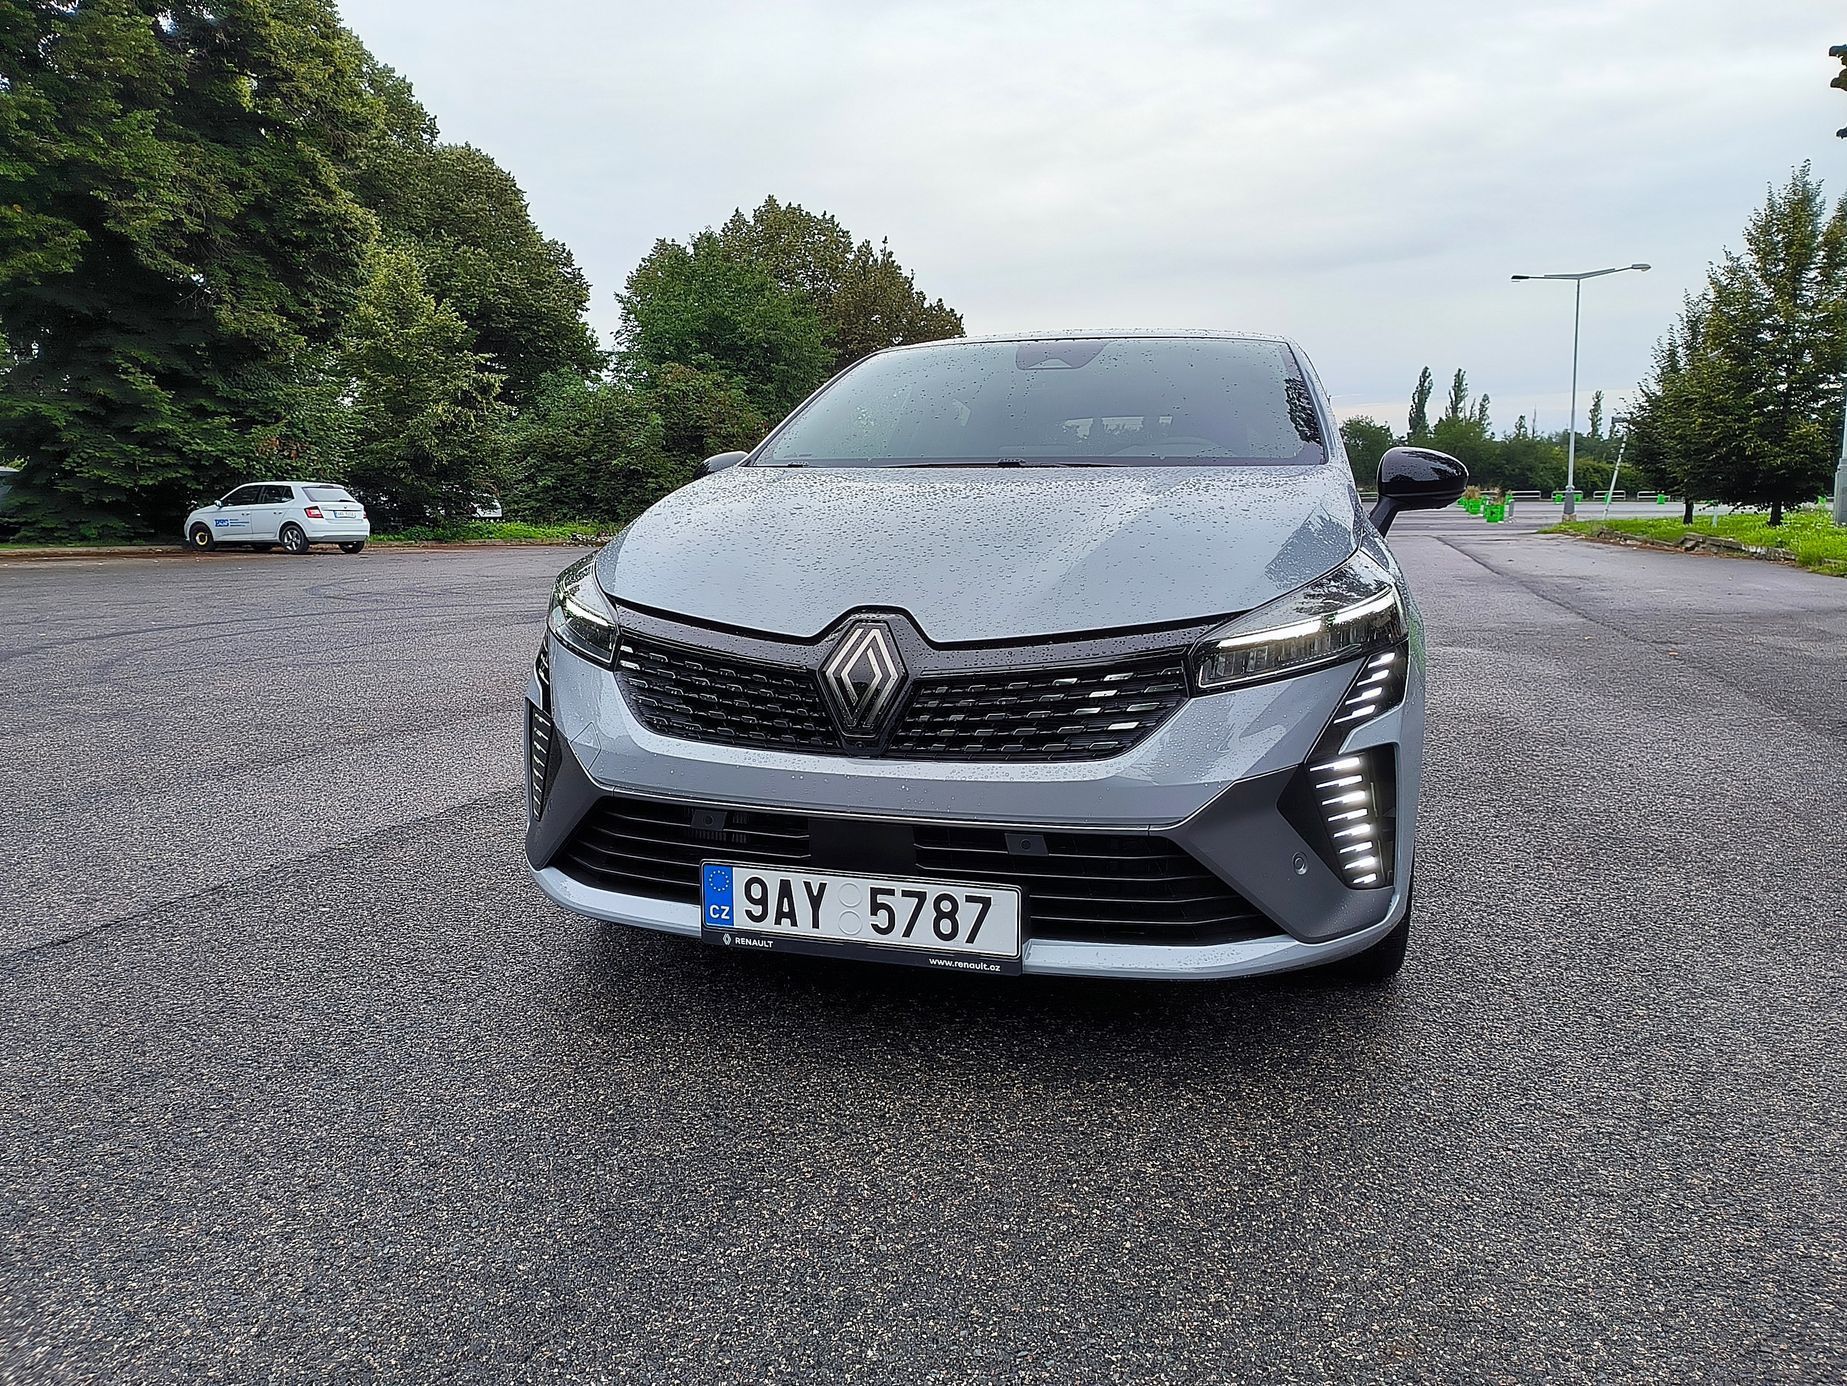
{"left": 528, "top": 702, "right": 556, "bottom": 820}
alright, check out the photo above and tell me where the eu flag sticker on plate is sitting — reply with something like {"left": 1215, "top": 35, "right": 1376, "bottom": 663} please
{"left": 702, "top": 864, "right": 734, "bottom": 928}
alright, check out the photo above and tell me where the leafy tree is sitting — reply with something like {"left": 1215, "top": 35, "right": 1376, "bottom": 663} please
{"left": 716, "top": 197, "right": 963, "bottom": 372}
{"left": 1587, "top": 390, "right": 1605, "bottom": 441}
{"left": 351, "top": 73, "right": 601, "bottom": 404}
{"left": 503, "top": 364, "right": 766, "bottom": 524}
{"left": 1407, "top": 367, "right": 1434, "bottom": 441}
{"left": 617, "top": 231, "right": 832, "bottom": 417}
{"left": 0, "top": 0, "right": 378, "bottom": 539}
{"left": 336, "top": 244, "right": 504, "bottom": 527}
{"left": 1429, "top": 413, "right": 1497, "bottom": 482}
{"left": 1339, "top": 415, "right": 1396, "bottom": 490}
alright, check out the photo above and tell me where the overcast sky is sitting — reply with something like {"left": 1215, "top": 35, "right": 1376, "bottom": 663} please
{"left": 339, "top": 0, "right": 1845, "bottom": 434}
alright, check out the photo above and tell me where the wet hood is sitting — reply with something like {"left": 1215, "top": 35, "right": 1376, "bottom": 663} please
{"left": 598, "top": 464, "right": 1362, "bottom": 642}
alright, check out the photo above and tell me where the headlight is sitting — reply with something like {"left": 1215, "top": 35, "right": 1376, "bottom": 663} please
{"left": 548, "top": 555, "right": 619, "bottom": 665}
{"left": 1191, "top": 551, "right": 1405, "bottom": 691}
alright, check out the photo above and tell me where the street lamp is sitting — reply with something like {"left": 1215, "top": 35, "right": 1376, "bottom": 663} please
{"left": 1511, "top": 263, "right": 1650, "bottom": 518}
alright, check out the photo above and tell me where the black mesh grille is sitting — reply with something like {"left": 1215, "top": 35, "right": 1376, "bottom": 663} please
{"left": 613, "top": 632, "right": 1190, "bottom": 762}
{"left": 616, "top": 632, "right": 838, "bottom": 752}
{"left": 889, "top": 658, "right": 1189, "bottom": 760}
{"left": 552, "top": 795, "right": 1277, "bottom": 947}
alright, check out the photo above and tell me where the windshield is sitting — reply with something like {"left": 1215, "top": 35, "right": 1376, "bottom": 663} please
{"left": 760, "top": 337, "right": 1325, "bottom": 468}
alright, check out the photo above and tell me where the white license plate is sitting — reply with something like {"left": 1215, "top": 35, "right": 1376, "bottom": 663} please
{"left": 700, "top": 862, "right": 1022, "bottom": 974}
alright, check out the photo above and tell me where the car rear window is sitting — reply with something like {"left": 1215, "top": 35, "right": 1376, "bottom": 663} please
{"left": 305, "top": 486, "right": 355, "bottom": 503}
{"left": 761, "top": 337, "right": 1325, "bottom": 468}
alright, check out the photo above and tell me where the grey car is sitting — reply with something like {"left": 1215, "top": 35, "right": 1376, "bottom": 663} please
{"left": 524, "top": 332, "right": 1465, "bottom": 980}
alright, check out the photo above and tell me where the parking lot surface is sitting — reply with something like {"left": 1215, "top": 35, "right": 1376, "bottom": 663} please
{"left": 2, "top": 524, "right": 1844, "bottom": 1382}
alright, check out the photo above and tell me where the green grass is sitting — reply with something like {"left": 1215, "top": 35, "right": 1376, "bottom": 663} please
{"left": 1549, "top": 505, "right": 1847, "bottom": 577}
{"left": 371, "top": 519, "right": 612, "bottom": 545}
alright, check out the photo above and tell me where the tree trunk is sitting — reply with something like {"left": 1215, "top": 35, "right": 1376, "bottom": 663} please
{"left": 1682, "top": 498, "right": 1695, "bottom": 524}
{"left": 1769, "top": 498, "right": 1783, "bottom": 527}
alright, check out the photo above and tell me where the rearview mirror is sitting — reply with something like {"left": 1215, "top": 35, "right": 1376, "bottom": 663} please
{"left": 703, "top": 451, "right": 748, "bottom": 475}
{"left": 1370, "top": 447, "right": 1468, "bottom": 535}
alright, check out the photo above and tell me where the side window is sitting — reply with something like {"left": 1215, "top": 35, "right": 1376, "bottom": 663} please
{"left": 222, "top": 485, "right": 262, "bottom": 507}
{"left": 265, "top": 485, "right": 296, "bottom": 505}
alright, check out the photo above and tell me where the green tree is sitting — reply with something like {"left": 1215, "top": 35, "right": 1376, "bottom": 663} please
{"left": 716, "top": 197, "right": 963, "bottom": 372}
{"left": 1407, "top": 367, "right": 1434, "bottom": 441}
{"left": 617, "top": 231, "right": 832, "bottom": 417}
{"left": 0, "top": 0, "right": 378, "bottom": 539}
{"left": 1587, "top": 390, "right": 1605, "bottom": 442}
{"left": 1639, "top": 165, "right": 1847, "bottom": 525}
{"left": 1339, "top": 415, "right": 1395, "bottom": 490}
{"left": 337, "top": 244, "right": 504, "bottom": 527}
{"left": 351, "top": 73, "right": 601, "bottom": 404}
{"left": 1629, "top": 297, "right": 1709, "bottom": 520}
{"left": 1441, "top": 369, "right": 1470, "bottom": 425}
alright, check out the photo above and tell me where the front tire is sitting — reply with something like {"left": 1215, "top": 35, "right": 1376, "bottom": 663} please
{"left": 339, "top": 540, "right": 366, "bottom": 554}
{"left": 187, "top": 525, "right": 214, "bottom": 553}
{"left": 279, "top": 523, "right": 308, "bottom": 555}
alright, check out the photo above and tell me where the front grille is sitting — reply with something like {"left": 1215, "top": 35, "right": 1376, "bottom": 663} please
{"left": 912, "top": 825, "right": 1275, "bottom": 945}
{"left": 553, "top": 794, "right": 1277, "bottom": 947}
{"left": 889, "top": 658, "right": 1189, "bottom": 760}
{"left": 616, "top": 632, "right": 838, "bottom": 752}
{"left": 556, "top": 796, "right": 812, "bottom": 903}
{"left": 613, "top": 631, "right": 1192, "bottom": 762}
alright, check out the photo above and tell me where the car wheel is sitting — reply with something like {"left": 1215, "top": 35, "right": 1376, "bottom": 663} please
{"left": 187, "top": 524, "right": 214, "bottom": 553}
{"left": 1329, "top": 873, "right": 1413, "bottom": 983}
{"left": 339, "top": 541, "right": 366, "bottom": 554}
{"left": 279, "top": 523, "right": 308, "bottom": 555}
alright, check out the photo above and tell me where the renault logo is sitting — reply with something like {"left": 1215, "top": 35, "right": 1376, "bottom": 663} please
{"left": 820, "top": 620, "right": 907, "bottom": 738}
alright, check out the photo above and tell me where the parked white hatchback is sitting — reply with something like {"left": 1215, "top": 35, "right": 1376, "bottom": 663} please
{"left": 184, "top": 481, "right": 371, "bottom": 555}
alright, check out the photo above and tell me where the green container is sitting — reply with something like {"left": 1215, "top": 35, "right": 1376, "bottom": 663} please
{"left": 1463, "top": 497, "right": 1482, "bottom": 514}
{"left": 1484, "top": 502, "right": 1506, "bottom": 523}
{"left": 1656, "top": 493, "right": 1668, "bottom": 504}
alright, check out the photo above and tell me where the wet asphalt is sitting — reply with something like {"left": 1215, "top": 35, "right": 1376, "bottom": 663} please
{"left": 1, "top": 519, "right": 1843, "bottom": 1383}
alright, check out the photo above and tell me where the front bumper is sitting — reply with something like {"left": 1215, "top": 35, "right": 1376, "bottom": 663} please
{"left": 525, "top": 634, "right": 1423, "bottom": 979}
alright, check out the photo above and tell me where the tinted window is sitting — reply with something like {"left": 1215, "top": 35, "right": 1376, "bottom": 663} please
{"left": 221, "top": 485, "right": 264, "bottom": 506}
{"left": 262, "top": 485, "right": 295, "bottom": 505}
{"left": 761, "top": 337, "right": 1325, "bottom": 468}
{"left": 304, "top": 486, "right": 354, "bottom": 503}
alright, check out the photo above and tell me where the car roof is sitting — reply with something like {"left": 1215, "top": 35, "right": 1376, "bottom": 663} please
{"left": 871, "top": 328, "right": 1300, "bottom": 356}
{"left": 227, "top": 479, "right": 343, "bottom": 488}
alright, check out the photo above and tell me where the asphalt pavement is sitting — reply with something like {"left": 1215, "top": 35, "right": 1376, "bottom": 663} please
{"left": 2, "top": 521, "right": 1844, "bottom": 1383}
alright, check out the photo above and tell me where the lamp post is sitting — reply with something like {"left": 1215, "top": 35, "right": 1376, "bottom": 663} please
{"left": 1511, "top": 263, "right": 1650, "bottom": 519}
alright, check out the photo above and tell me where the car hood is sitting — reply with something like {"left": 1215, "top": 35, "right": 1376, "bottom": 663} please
{"left": 599, "top": 464, "right": 1363, "bottom": 642}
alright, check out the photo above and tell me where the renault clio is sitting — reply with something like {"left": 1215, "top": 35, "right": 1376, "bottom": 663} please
{"left": 524, "top": 333, "right": 1466, "bottom": 980}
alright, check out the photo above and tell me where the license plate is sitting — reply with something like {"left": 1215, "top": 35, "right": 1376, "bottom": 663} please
{"left": 700, "top": 863, "right": 1023, "bottom": 975}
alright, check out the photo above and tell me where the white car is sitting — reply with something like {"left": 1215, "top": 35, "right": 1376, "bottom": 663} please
{"left": 183, "top": 481, "right": 371, "bottom": 555}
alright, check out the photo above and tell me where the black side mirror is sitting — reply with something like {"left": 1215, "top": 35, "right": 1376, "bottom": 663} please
{"left": 1370, "top": 446, "right": 1468, "bottom": 535}
{"left": 703, "top": 451, "right": 748, "bottom": 475}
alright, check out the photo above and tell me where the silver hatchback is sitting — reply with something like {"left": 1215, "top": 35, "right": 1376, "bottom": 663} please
{"left": 524, "top": 333, "right": 1465, "bottom": 980}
